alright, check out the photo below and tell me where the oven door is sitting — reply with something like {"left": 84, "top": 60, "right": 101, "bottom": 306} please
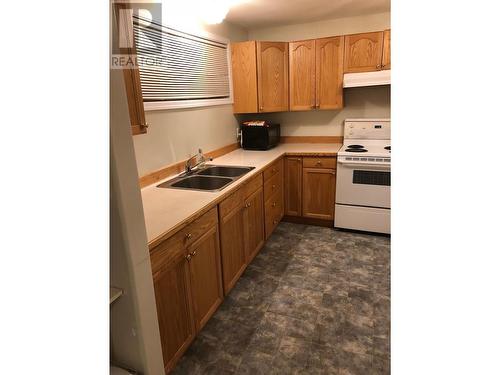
{"left": 336, "top": 160, "right": 391, "bottom": 208}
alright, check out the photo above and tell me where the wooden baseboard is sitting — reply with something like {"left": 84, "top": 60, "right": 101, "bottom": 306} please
{"left": 139, "top": 143, "right": 240, "bottom": 188}
{"left": 280, "top": 136, "right": 343, "bottom": 144}
{"left": 282, "top": 215, "right": 334, "bottom": 228}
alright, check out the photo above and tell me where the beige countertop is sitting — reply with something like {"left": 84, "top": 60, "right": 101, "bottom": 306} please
{"left": 141, "top": 143, "right": 342, "bottom": 248}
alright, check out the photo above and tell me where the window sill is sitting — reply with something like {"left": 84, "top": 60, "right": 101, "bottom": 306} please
{"left": 144, "top": 98, "right": 233, "bottom": 111}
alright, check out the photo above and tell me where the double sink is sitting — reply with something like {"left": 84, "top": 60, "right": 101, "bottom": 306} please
{"left": 157, "top": 165, "right": 255, "bottom": 192}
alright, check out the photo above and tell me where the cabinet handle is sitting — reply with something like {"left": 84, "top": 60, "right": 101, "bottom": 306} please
{"left": 259, "top": 106, "right": 264, "bottom": 111}
{"left": 185, "top": 233, "right": 192, "bottom": 240}
{"left": 245, "top": 202, "right": 251, "bottom": 208}
{"left": 272, "top": 202, "right": 276, "bottom": 207}
{"left": 191, "top": 250, "right": 197, "bottom": 257}
{"left": 316, "top": 161, "right": 322, "bottom": 165}
{"left": 185, "top": 254, "right": 192, "bottom": 261}
{"left": 272, "top": 184, "right": 276, "bottom": 189}
{"left": 376, "top": 64, "right": 381, "bottom": 69}
{"left": 273, "top": 219, "right": 278, "bottom": 224}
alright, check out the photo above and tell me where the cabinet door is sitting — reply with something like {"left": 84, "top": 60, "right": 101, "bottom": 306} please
{"left": 153, "top": 251, "right": 195, "bottom": 372}
{"left": 316, "top": 36, "right": 344, "bottom": 110}
{"left": 243, "top": 187, "right": 265, "bottom": 263}
{"left": 231, "top": 41, "right": 258, "bottom": 114}
{"left": 257, "top": 42, "right": 289, "bottom": 112}
{"left": 113, "top": 2, "right": 147, "bottom": 135}
{"left": 289, "top": 40, "right": 316, "bottom": 111}
{"left": 382, "top": 29, "right": 391, "bottom": 70}
{"left": 188, "top": 225, "right": 224, "bottom": 331}
{"left": 219, "top": 207, "right": 246, "bottom": 294}
{"left": 343, "top": 31, "right": 384, "bottom": 73}
{"left": 284, "top": 157, "right": 302, "bottom": 216}
{"left": 302, "top": 168, "right": 336, "bottom": 220}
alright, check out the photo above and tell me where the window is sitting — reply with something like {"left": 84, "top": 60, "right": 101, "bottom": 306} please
{"left": 133, "top": 16, "right": 233, "bottom": 110}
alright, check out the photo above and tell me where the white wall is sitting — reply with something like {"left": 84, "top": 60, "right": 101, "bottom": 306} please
{"left": 245, "top": 12, "right": 391, "bottom": 136}
{"left": 133, "top": 21, "right": 247, "bottom": 177}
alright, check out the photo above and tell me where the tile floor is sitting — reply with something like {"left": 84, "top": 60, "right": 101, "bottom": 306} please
{"left": 172, "top": 222, "right": 390, "bottom": 374}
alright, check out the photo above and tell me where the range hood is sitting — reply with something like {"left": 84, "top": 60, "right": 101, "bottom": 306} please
{"left": 343, "top": 70, "right": 391, "bottom": 88}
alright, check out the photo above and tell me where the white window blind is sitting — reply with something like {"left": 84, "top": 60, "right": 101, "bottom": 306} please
{"left": 133, "top": 17, "right": 231, "bottom": 109}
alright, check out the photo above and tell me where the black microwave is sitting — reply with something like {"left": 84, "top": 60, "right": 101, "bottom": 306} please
{"left": 241, "top": 121, "right": 280, "bottom": 150}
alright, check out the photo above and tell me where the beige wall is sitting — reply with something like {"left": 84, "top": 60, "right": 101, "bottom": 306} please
{"left": 237, "top": 85, "right": 390, "bottom": 136}
{"left": 248, "top": 12, "right": 390, "bottom": 41}
{"left": 134, "top": 12, "right": 391, "bottom": 176}
{"left": 246, "top": 12, "right": 391, "bottom": 136}
{"left": 133, "top": 21, "right": 247, "bottom": 177}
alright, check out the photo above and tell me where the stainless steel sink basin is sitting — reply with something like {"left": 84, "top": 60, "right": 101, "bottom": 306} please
{"left": 163, "top": 176, "right": 233, "bottom": 191}
{"left": 157, "top": 165, "right": 255, "bottom": 192}
{"left": 195, "top": 165, "right": 255, "bottom": 178}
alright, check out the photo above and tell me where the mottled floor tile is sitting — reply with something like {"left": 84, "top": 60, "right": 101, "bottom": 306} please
{"left": 271, "top": 336, "right": 311, "bottom": 374}
{"left": 237, "top": 350, "right": 275, "bottom": 374}
{"left": 307, "top": 343, "right": 340, "bottom": 374}
{"left": 171, "top": 222, "right": 390, "bottom": 374}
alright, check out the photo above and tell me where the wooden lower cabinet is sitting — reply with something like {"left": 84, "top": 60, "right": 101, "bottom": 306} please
{"left": 219, "top": 203, "right": 246, "bottom": 294}
{"left": 150, "top": 208, "right": 222, "bottom": 373}
{"left": 243, "top": 187, "right": 265, "bottom": 263}
{"left": 284, "top": 157, "right": 302, "bottom": 216}
{"left": 302, "top": 167, "right": 336, "bottom": 220}
{"left": 188, "top": 226, "right": 223, "bottom": 331}
{"left": 153, "top": 250, "right": 195, "bottom": 373}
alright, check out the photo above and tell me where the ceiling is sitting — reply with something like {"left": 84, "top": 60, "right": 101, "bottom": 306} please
{"left": 225, "top": 0, "right": 390, "bottom": 29}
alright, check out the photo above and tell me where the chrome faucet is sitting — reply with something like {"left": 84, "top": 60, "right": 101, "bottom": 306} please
{"left": 185, "top": 148, "right": 213, "bottom": 174}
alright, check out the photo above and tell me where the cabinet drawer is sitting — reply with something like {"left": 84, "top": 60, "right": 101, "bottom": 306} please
{"left": 150, "top": 207, "right": 218, "bottom": 277}
{"left": 243, "top": 172, "right": 263, "bottom": 199}
{"left": 219, "top": 188, "right": 244, "bottom": 219}
{"left": 182, "top": 206, "right": 219, "bottom": 247}
{"left": 150, "top": 230, "right": 186, "bottom": 279}
{"left": 263, "top": 158, "right": 283, "bottom": 181}
{"left": 302, "top": 157, "right": 336, "bottom": 169}
{"left": 264, "top": 168, "right": 283, "bottom": 202}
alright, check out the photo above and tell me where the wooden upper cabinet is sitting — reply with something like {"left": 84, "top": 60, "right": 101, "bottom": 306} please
{"left": 344, "top": 31, "right": 384, "bottom": 73}
{"left": 289, "top": 40, "right": 316, "bottom": 111}
{"left": 382, "top": 29, "right": 391, "bottom": 70}
{"left": 284, "top": 157, "right": 302, "bottom": 216}
{"left": 257, "top": 42, "right": 289, "bottom": 112}
{"left": 316, "top": 36, "right": 344, "bottom": 110}
{"left": 231, "top": 41, "right": 258, "bottom": 114}
{"left": 113, "top": 2, "right": 148, "bottom": 135}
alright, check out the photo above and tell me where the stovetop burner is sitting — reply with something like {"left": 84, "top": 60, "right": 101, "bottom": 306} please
{"left": 384, "top": 146, "right": 391, "bottom": 150}
{"left": 345, "top": 148, "right": 368, "bottom": 153}
{"left": 347, "top": 144, "right": 365, "bottom": 149}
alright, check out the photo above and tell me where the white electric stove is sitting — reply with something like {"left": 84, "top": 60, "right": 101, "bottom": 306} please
{"left": 335, "top": 118, "right": 391, "bottom": 234}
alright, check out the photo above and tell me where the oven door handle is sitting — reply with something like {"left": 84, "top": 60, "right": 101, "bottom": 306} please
{"left": 337, "top": 160, "right": 391, "bottom": 170}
